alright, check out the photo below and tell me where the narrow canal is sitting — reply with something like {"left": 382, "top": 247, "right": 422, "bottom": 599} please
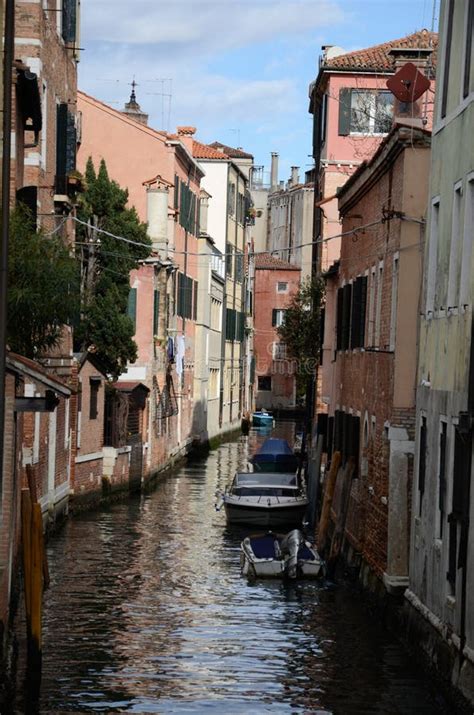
{"left": 12, "top": 423, "right": 452, "bottom": 714}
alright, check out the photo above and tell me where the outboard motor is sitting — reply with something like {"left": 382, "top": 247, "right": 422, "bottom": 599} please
{"left": 281, "top": 529, "right": 304, "bottom": 579}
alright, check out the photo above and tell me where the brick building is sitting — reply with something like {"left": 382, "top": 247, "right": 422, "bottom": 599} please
{"left": 319, "top": 125, "right": 431, "bottom": 594}
{"left": 253, "top": 253, "right": 301, "bottom": 411}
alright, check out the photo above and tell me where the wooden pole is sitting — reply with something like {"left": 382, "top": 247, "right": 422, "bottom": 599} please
{"left": 328, "top": 457, "right": 355, "bottom": 566}
{"left": 316, "top": 450, "right": 341, "bottom": 552}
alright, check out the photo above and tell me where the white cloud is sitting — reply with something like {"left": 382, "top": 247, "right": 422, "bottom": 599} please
{"left": 82, "top": 0, "right": 345, "bottom": 53}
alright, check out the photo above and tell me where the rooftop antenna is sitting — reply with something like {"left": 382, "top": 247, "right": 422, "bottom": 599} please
{"left": 145, "top": 78, "right": 173, "bottom": 131}
{"left": 229, "top": 128, "right": 241, "bottom": 148}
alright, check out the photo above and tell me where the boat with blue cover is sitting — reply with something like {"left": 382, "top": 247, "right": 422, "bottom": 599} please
{"left": 252, "top": 409, "right": 274, "bottom": 427}
{"left": 251, "top": 437, "right": 299, "bottom": 474}
{"left": 240, "top": 529, "right": 323, "bottom": 579}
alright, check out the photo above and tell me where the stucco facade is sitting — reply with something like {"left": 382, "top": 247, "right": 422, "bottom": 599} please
{"left": 253, "top": 254, "right": 301, "bottom": 410}
{"left": 407, "top": 1, "right": 474, "bottom": 705}
{"left": 320, "top": 126, "right": 430, "bottom": 593}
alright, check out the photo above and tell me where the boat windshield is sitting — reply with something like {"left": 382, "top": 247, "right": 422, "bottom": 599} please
{"left": 232, "top": 486, "right": 301, "bottom": 497}
{"left": 234, "top": 472, "right": 297, "bottom": 487}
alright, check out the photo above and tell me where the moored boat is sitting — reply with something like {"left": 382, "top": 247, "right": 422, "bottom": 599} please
{"left": 221, "top": 471, "right": 308, "bottom": 527}
{"left": 250, "top": 437, "right": 299, "bottom": 474}
{"left": 240, "top": 529, "right": 323, "bottom": 579}
{"left": 252, "top": 410, "right": 274, "bottom": 427}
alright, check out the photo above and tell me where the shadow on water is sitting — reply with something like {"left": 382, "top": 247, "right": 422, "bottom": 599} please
{"left": 7, "top": 421, "right": 454, "bottom": 714}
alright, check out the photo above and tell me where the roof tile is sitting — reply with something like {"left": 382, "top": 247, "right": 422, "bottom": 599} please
{"left": 324, "top": 29, "right": 438, "bottom": 72}
{"left": 192, "top": 140, "right": 229, "bottom": 160}
{"left": 254, "top": 252, "right": 301, "bottom": 271}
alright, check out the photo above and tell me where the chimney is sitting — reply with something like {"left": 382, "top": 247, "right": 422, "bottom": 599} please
{"left": 270, "top": 152, "right": 279, "bottom": 191}
{"left": 146, "top": 178, "right": 170, "bottom": 252}
{"left": 291, "top": 166, "right": 299, "bottom": 186}
{"left": 122, "top": 80, "right": 149, "bottom": 126}
{"left": 177, "top": 126, "right": 196, "bottom": 153}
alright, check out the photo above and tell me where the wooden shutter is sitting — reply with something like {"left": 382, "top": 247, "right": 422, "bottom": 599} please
{"left": 351, "top": 415, "right": 360, "bottom": 476}
{"left": 272, "top": 309, "right": 277, "bottom": 327}
{"left": 319, "top": 306, "right": 325, "bottom": 364}
{"left": 327, "top": 416, "right": 334, "bottom": 458}
{"left": 56, "top": 103, "right": 67, "bottom": 181}
{"left": 418, "top": 417, "right": 426, "bottom": 514}
{"left": 174, "top": 175, "right": 179, "bottom": 210}
{"left": 127, "top": 288, "right": 137, "bottom": 329}
{"left": 342, "top": 283, "right": 352, "bottom": 350}
{"left": 360, "top": 276, "right": 368, "bottom": 348}
{"left": 62, "top": 0, "right": 77, "bottom": 44}
{"left": 153, "top": 290, "right": 160, "bottom": 335}
{"left": 336, "top": 287, "right": 344, "bottom": 351}
{"left": 193, "top": 280, "right": 198, "bottom": 321}
{"left": 351, "top": 277, "right": 362, "bottom": 348}
{"left": 66, "top": 111, "right": 76, "bottom": 173}
{"left": 338, "top": 88, "right": 352, "bottom": 136}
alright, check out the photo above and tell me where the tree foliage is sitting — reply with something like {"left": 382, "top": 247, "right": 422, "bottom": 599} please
{"left": 7, "top": 206, "right": 79, "bottom": 358}
{"left": 75, "top": 158, "right": 152, "bottom": 378}
{"left": 277, "top": 276, "right": 325, "bottom": 388}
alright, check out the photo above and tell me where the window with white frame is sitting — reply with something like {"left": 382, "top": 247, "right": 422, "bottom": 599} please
{"left": 367, "top": 265, "right": 376, "bottom": 345}
{"left": 447, "top": 183, "right": 462, "bottom": 311}
{"left": 374, "top": 261, "right": 384, "bottom": 347}
{"left": 272, "top": 308, "right": 286, "bottom": 327}
{"left": 272, "top": 342, "right": 287, "bottom": 360}
{"left": 389, "top": 254, "right": 399, "bottom": 351}
{"left": 426, "top": 199, "right": 440, "bottom": 315}
{"left": 460, "top": 177, "right": 474, "bottom": 311}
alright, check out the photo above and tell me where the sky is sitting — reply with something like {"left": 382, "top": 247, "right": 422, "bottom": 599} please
{"left": 78, "top": 0, "right": 439, "bottom": 183}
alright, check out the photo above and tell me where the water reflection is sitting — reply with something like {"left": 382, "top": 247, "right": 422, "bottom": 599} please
{"left": 11, "top": 421, "right": 450, "bottom": 713}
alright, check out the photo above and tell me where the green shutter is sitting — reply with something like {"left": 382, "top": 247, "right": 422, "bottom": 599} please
{"left": 62, "top": 0, "right": 77, "bottom": 44}
{"left": 153, "top": 289, "right": 160, "bottom": 335}
{"left": 338, "top": 88, "right": 352, "bottom": 136}
{"left": 56, "top": 103, "right": 67, "bottom": 179}
{"left": 127, "top": 288, "right": 137, "bottom": 329}
{"left": 193, "top": 280, "right": 198, "bottom": 321}
{"left": 272, "top": 309, "right": 277, "bottom": 327}
{"left": 174, "top": 175, "right": 179, "bottom": 210}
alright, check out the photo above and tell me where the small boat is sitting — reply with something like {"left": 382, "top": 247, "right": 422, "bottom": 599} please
{"left": 240, "top": 529, "right": 323, "bottom": 579}
{"left": 251, "top": 437, "right": 299, "bottom": 474}
{"left": 252, "top": 410, "right": 274, "bottom": 427}
{"left": 220, "top": 471, "right": 308, "bottom": 527}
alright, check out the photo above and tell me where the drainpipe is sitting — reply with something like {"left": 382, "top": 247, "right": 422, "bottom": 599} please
{"left": 219, "top": 167, "right": 229, "bottom": 428}
{"left": 229, "top": 172, "right": 239, "bottom": 425}
{"left": 0, "top": 0, "right": 15, "bottom": 495}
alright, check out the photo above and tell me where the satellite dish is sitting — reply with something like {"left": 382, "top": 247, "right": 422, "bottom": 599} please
{"left": 386, "top": 62, "right": 431, "bottom": 103}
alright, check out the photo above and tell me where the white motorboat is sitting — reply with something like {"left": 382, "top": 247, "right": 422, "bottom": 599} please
{"left": 240, "top": 529, "right": 323, "bottom": 579}
{"left": 219, "top": 471, "right": 308, "bottom": 528}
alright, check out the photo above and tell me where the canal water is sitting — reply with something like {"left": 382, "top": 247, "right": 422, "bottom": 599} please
{"left": 11, "top": 423, "right": 452, "bottom": 714}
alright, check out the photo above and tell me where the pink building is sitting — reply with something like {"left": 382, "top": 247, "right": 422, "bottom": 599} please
{"left": 77, "top": 92, "right": 204, "bottom": 474}
{"left": 253, "top": 254, "right": 301, "bottom": 411}
{"left": 308, "top": 30, "right": 437, "bottom": 415}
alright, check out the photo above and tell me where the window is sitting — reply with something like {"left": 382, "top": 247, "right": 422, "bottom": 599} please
{"left": 55, "top": 103, "right": 76, "bottom": 193}
{"left": 341, "top": 282, "right": 352, "bottom": 350}
{"left": 460, "top": 177, "right": 474, "bottom": 311}
{"left": 177, "top": 272, "right": 196, "bottom": 320}
{"left": 127, "top": 288, "right": 137, "bottom": 330}
{"left": 277, "top": 281, "right": 288, "bottom": 293}
{"left": 374, "top": 262, "right": 384, "bottom": 346}
{"left": 426, "top": 199, "right": 440, "bottom": 314}
{"left": 441, "top": 0, "right": 455, "bottom": 119}
{"left": 272, "top": 342, "right": 287, "bottom": 360}
{"left": 89, "top": 378, "right": 101, "bottom": 420}
{"left": 226, "top": 243, "right": 233, "bottom": 277}
{"left": 367, "top": 266, "right": 376, "bottom": 346}
{"left": 438, "top": 420, "right": 447, "bottom": 539}
{"left": 209, "top": 368, "right": 219, "bottom": 399}
{"left": 463, "top": 0, "right": 474, "bottom": 99}
{"left": 338, "top": 88, "right": 393, "bottom": 136}
{"left": 272, "top": 309, "right": 286, "bottom": 327}
{"left": 350, "top": 276, "right": 367, "bottom": 349}
{"left": 389, "top": 256, "right": 399, "bottom": 351}
{"left": 418, "top": 416, "right": 427, "bottom": 516}
{"left": 228, "top": 183, "right": 236, "bottom": 216}
{"left": 258, "top": 376, "right": 272, "bottom": 391}
{"left": 234, "top": 250, "right": 244, "bottom": 283}
{"left": 153, "top": 289, "right": 160, "bottom": 336}
{"left": 447, "top": 183, "right": 462, "bottom": 311}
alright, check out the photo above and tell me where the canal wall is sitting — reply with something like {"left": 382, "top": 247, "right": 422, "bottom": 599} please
{"left": 333, "top": 544, "right": 474, "bottom": 713}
